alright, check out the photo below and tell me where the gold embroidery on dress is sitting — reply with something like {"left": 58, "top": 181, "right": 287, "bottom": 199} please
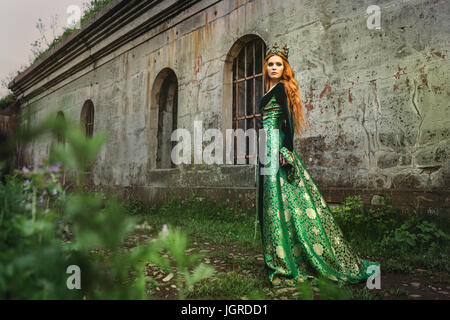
{"left": 285, "top": 210, "right": 291, "bottom": 222}
{"left": 313, "top": 243, "right": 324, "bottom": 256}
{"left": 303, "top": 193, "right": 311, "bottom": 201}
{"left": 276, "top": 246, "right": 286, "bottom": 259}
{"left": 306, "top": 208, "right": 316, "bottom": 219}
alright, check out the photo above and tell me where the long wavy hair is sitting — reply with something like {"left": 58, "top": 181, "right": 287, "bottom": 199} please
{"left": 263, "top": 53, "right": 309, "bottom": 136}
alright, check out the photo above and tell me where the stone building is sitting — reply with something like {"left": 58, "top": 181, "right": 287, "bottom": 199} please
{"left": 8, "top": 0, "right": 450, "bottom": 214}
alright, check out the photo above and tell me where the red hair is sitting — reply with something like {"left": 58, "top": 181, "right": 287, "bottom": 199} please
{"left": 264, "top": 54, "right": 310, "bottom": 136}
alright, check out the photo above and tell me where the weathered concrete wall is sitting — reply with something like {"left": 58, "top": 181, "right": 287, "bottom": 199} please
{"left": 12, "top": 0, "right": 450, "bottom": 214}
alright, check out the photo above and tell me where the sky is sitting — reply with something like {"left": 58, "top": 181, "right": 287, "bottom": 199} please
{"left": 0, "top": 0, "right": 90, "bottom": 98}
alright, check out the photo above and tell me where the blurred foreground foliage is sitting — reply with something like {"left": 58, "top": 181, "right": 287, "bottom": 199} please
{"left": 0, "top": 115, "right": 213, "bottom": 299}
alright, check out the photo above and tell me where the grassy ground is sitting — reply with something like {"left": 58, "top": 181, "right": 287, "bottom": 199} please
{"left": 120, "top": 195, "right": 450, "bottom": 300}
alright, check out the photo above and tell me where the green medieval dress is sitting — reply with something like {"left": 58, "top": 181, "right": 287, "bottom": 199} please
{"left": 255, "top": 81, "right": 379, "bottom": 287}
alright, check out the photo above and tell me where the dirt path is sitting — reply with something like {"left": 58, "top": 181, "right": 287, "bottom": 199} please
{"left": 370, "top": 271, "right": 450, "bottom": 300}
{"left": 134, "top": 233, "right": 449, "bottom": 300}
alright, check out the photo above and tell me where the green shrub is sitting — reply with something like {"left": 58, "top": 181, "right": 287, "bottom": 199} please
{"left": 331, "top": 195, "right": 450, "bottom": 273}
{"left": 380, "top": 217, "right": 450, "bottom": 253}
{"left": 0, "top": 93, "right": 16, "bottom": 110}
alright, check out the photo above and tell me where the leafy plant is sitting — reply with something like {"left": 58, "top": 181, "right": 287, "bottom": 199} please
{"left": 330, "top": 194, "right": 450, "bottom": 274}
{"left": 31, "top": 0, "right": 114, "bottom": 65}
{"left": 380, "top": 216, "right": 450, "bottom": 252}
{"left": 146, "top": 225, "right": 215, "bottom": 300}
{"left": 295, "top": 276, "right": 351, "bottom": 300}
{"left": 0, "top": 93, "right": 16, "bottom": 110}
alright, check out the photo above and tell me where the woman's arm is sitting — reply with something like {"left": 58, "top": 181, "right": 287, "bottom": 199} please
{"left": 274, "top": 82, "right": 295, "bottom": 153}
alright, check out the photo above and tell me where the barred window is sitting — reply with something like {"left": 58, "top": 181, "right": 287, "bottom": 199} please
{"left": 232, "top": 39, "right": 266, "bottom": 164}
{"left": 81, "top": 100, "right": 95, "bottom": 138}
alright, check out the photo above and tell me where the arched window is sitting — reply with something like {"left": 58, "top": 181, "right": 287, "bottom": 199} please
{"left": 151, "top": 69, "right": 178, "bottom": 169}
{"left": 80, "top": 100, "right": 95, "bottom": 138}
{"left": 224, "top": 36, "right": 266, "bottom": 165}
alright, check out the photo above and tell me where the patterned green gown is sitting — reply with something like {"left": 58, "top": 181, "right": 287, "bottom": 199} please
{"left": 256, "top": 87, "right": 379, "bottom": 287}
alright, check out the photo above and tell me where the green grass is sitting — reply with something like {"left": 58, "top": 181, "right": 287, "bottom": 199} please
{"left": 347, "top": 287, "right": 378, "bottom": 300}
{"left": 208, "top": 249, "right": 229, "bottom": 260}
{"left": 123, "top": 196, "right": 263, "bottom": 253}
{"left": 186, "top": 271, "right": 267, "bottom": 300}
{"left": 330, "top": 196, "right": 450, "bottom": 274}
{"left": 387, "top": 288, "right": 409, "bottom": 297}
{"left": 120, "top": 194, "right": 449, "bottom": 300}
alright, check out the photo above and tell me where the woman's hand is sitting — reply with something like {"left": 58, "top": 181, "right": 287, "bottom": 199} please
{"left": 279, "top": 152, "right": 289, "bottom": 168}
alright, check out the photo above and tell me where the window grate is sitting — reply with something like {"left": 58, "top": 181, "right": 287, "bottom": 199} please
{"left": 232, "top": 39, "right": 266, "bottom": 164}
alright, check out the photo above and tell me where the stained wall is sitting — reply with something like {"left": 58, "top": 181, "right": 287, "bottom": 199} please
{"left": 15, "top": 0, "right": 450, "bottom": 213}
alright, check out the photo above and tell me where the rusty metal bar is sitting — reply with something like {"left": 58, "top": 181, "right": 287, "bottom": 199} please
{"left": 236, "top": 54, "right": 239, "bottom": 123}
{"left": 252, "top": 41, "right": 256, "bottom": 140}
{"left": 244, "top": 47, "right": 247, "bottom": 126}
{"left": 232, "top": 73, "right": 263, "bottom": 83}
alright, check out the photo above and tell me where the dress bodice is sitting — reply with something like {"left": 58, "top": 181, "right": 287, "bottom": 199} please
{"left": 257, "top": 81, "right": 294, "bottom": 152}
{"left": 262, "top": 96, "right": 284, "bottom": 130}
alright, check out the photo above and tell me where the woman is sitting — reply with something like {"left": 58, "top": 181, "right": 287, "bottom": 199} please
{"left": 256, "top": 43, "right": 379, "bottom": 287}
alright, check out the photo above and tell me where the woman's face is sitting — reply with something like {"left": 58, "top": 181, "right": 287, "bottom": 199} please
{"left": 267, "top": 55, "right": 284, "bottom": 82}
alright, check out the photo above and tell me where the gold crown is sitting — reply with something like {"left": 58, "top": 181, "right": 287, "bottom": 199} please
{"left": 266, "top": 42, "right": 289, "bottom": 59}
